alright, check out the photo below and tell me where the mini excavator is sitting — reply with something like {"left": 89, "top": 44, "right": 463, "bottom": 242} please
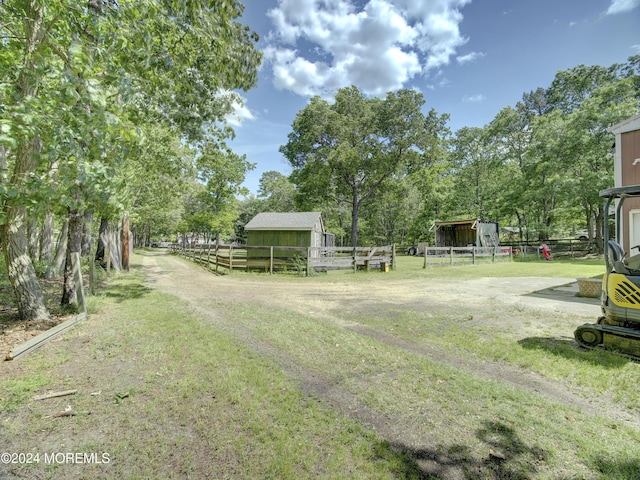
{"left": 574, "top": 185, "right": 640, "bottom": 357}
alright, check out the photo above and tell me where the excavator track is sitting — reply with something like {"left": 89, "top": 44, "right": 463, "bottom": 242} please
{"left": 574, "top": 323, "right": 640, "bottom": 358}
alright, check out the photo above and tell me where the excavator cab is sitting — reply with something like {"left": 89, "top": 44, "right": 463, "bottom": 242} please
{"left": 574, "top": 185, "right": 640, "bottom": 357}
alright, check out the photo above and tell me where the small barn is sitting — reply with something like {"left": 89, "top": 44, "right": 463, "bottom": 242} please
{"left": 434, "top": 219, "right": 499, "bottom": 248}
{"left": 244, "top": 212, "right": 332, "bottom": 253}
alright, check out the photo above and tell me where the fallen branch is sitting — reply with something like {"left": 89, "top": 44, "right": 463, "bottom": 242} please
{"left": 32, "top": 389, "right": 78, "bottom": 401}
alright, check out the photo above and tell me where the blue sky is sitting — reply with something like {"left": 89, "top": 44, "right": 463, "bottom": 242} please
{"left": 228, "top": 0, "right": 640, "bottom": 195}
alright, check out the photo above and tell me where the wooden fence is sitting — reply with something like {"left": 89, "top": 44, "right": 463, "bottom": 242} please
{"left": 501, "top": 239, "right": 597, "bottom": 259}
{"left": 423, "top": 246, "right": 512, "bottom": 267}
{"left": 169, "top": 244, "right": 396, "bottom": 275}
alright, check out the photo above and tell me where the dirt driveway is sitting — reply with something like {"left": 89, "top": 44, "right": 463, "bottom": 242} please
{"left": 138, "top": 251, "right": 640, "bottom": 436}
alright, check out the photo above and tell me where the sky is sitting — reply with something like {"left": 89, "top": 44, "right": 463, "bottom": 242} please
{"left": 227, "top": 0, "right": 640, "bottom": 196}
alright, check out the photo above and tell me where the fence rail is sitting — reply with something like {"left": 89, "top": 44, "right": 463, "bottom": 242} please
{"left": 501, "top": 239, "right": 598, "bottom": 258}
{"left": 424, "top": 246, "right": 512, "bottom": 267}
{"left": 169, "top": 244, "right": 396, "bottom": 275}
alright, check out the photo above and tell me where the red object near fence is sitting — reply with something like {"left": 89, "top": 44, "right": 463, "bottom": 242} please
{"left": 539, "top": 243, "right": 552, "bottom": 261}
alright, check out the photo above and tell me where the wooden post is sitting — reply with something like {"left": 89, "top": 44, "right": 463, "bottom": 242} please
{"left": 392, "top": 244, "right": 396, "bottom": 271}
{"left": 229, "top": 245, "right": 233, "bottom": 273}
{"left": 492, "top": 246, "right": 497, "bottom": 262}
{"left": 353, "top": 248, "right": 357, "bottom": 273}
{"left": 423, "top": 245, "right": 427, "bottom": 269}
{"left": 450, "top": 246, "right": 454, "bottom": 265}
{"left": 215, "top": 242, "right": 219, "bottom": 273}
{"left": 270, "top": 246, "right": 274, "bottom": 275}
{"left": 472, "top": 247, "right": 476, "bottom": 264}
{"left": 89, "top": 257, "right": 95, "bottom": 296}
{"left": 306, "top": 247, "right": 310, "bottom": 276}
{"left": 121, "top": 212, "right": 130, "bottom": 272}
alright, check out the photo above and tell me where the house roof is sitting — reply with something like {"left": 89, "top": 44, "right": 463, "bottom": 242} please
{"left": 244, "top": 212, "right": 323, "bottom": 231}
{"left": 609, "top": 114, "right": 640, "bottom": 135}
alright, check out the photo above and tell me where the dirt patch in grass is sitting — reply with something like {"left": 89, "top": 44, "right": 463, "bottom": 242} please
{"left": 142, "top": 253, "right": 628, "bottom": 416}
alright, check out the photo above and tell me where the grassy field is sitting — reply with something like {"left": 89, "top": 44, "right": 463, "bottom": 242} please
{"left": 1, "top": 252, "right": 638, "bottom": 479}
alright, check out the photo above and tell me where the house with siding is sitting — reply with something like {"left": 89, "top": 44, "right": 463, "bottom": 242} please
{"left": 609, "top": 114, "right": 640, "bottom": 254}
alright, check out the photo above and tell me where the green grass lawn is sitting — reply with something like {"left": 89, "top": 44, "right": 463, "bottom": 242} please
{"left": 1, "top": 252, "right": 638, "bottom": 479}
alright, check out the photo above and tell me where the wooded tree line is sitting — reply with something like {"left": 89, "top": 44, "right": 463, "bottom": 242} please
{"left": 2, "top": 2, "right": 638, "bottom": 322}
{"left": 238, "top": 57, "right": 640, "bottom": 249}
{"left": 1, "top": 0, "right": 261, "bottom": 320}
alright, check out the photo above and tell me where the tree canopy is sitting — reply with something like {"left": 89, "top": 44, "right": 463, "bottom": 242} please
{"left": 0, "top": 0, "right": 261, "bottom": 319}
{"left": 281, "top": 86, "right": 450, "bottom": 246}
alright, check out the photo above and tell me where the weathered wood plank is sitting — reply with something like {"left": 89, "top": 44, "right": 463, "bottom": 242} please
{"left": 7, "top": 312, "right": 87, "bottom": 361}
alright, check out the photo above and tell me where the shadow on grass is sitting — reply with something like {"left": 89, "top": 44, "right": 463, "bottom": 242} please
{"left": 374, "top": 420, "right": 548, "bottom": 479}
{"left": 104, "top": 283, "right": 152, "bottom": 303}
{"left": 589, "top": 455, "right": 640, "bottom": 479}
{"left": 518, "top": 337, "right": 632, "bottom": 368}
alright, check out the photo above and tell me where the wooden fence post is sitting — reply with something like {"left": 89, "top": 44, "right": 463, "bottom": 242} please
{"left": 450, "top": 246, "right": 454, "bottom": 265}
{"left": 423, "top": 245, "right": 427, "bottom": 269}
{"left": 392, "top": 244, "right": 396, "bottom": 271}
{"left": 270, "top": 246, "right": 274, "bottom": 275}
{"left": 89, "top": 257, "right": 95, "bottom": 296}
{"left": 229, "top": 245, "right": 233, "bottom": 273}
{"left": 306, "top": 247, "right": 310, "bottom": 276}
{"left": 472, "top": 247, "right": 476, "bottom": 264}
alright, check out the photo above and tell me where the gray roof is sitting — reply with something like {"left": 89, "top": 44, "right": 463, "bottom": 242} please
{"left": 244, "top": 212, "right": 323, "bottom": 231}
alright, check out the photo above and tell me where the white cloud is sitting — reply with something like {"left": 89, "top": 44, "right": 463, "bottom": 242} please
{"left": 265, "top": 0, "right": 470, "bottom": 98}
{"left": 462, "top": 94, "right": 485, "bottom": 103}
{"left": 632, "top": 44, "right": 640, "bottom": 53}
{"left": 606, "top": 0, "right": 640, "bottom": 15}
{"left": 456, "top": 51, "right": 485, "bottom": 64}
{"left": 225, "top": 96, "right": 257, "bottom": 128}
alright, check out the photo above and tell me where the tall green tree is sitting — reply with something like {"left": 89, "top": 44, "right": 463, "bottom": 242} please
{"left": 257, "top": 171, "right": 296, "bottom": 212}
{"left": 194, "top": 140, "right": 255, "bottom": 244}
{"left": 281, "top": 86, "right": 448, "bottom": 246}
{"left": 0, "top": 0, "right": 261, "bottom": 319}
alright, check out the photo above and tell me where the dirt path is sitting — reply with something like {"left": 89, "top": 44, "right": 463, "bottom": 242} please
{"left": 139, "top": 251, "right": 638, "bottom": 436}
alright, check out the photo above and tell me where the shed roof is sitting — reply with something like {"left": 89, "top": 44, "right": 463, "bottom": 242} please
{"left": 432, "top": 219, "right": 497, "bottom": 228}
{"left": 244, "top": 212, "right": 323, "bottom": 231}
{"left": 609, "top": 114, "right": 640, "bottom": 135}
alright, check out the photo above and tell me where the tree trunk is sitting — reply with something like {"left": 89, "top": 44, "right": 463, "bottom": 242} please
{"left": 52, "top": 219, "right": 69, "bottom": 278}
{"left": 81, "top": 212, "right": 93, "bottom": 257}
{"left": 61, "top": 208, "right": 83, "bottom": 306}
{"left": 1, "top": 2, "right": 50, "bottom": 320}
{"left": 2, "top": 136, "right": 50, "bottom": 320}
{"left": 95, "top": 217, "right": 108, "bottom": 265}
{"left": 1, "top": 206, "right": 50, "bottom": 321}
{"left": 351, "top": 190, "right": 360, "bottom": 247}
{"left": 40, "top": 212, "right": 55, "bottom": 279}
{"left": 121, "top": 212, "right": 130, "bottom": 272}
{"left": 27, "top": 217, "right": 40, "bottom": 263}
{"left": 595, "top": 204, "right": 605, "bottom": 253}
